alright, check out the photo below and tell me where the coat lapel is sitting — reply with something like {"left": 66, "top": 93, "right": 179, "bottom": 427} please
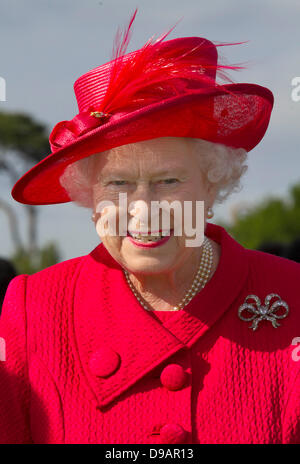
{"left": 72, "top": 223, "right": 249, "bottom": 410}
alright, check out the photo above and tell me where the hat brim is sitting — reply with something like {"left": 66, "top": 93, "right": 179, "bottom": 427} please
{"left": 12, "top": 83, "right": 273, "bottom": 205}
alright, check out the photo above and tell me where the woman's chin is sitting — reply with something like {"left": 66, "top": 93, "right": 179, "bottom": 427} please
{"left": 122, "top": 252, "right": 176, "bottom": 274}
{"left": 123, "top": 256, "right": 176, "bottom": 275}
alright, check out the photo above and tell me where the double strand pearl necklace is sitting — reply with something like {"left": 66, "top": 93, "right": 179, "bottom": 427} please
{"left": 123, "top": 236, "right": 214, "bottom": 311}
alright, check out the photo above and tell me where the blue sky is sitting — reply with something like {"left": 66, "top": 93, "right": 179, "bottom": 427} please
{"left": 0, "top": 0, "right": 299, "bottom": 262}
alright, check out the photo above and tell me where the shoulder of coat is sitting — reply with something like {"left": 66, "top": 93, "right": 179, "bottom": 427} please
{"left": 26, "top": 253, "right": 86, "bottom": 286}
{"left": 246, "top": 247, "right": 300, "bottom": 271}
{"left": 244, "top": 247, "right": 300, "bottom": 292}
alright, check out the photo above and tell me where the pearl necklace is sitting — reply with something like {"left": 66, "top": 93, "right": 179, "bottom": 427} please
{"left": 123, "top": 236, "right": 213, "bottom": 311}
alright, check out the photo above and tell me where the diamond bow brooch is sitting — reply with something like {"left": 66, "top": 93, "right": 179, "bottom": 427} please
{"left": 238, "top": 293, "right": 289, "bottom": 331}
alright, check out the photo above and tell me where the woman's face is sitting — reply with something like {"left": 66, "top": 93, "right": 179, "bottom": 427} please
{"left": 92, "top": 137, "right": 217, "bottom": 275}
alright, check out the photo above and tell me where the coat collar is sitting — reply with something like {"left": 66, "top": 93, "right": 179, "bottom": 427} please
{"left": 71, "top": 223, "right": 249, "bottom": 410}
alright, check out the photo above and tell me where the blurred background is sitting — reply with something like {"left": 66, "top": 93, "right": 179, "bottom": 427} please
{"left": 0, "top": 0, "right": 299, "bottom": 298}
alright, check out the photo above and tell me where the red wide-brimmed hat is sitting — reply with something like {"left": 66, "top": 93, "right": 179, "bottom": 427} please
{"left": 12, "top": 9, "right": 274, "bottom": 205}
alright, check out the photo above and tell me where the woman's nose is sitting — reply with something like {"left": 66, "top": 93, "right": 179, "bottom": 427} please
{"left": 127, "top": 183, "right": 154, "bottom": 228}
{"left": 128, "top": 182, "right": 153, "bottom": 205}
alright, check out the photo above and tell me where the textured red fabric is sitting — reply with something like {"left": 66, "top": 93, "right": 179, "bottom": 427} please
{"left": 0, "top": 222, "right": 299, "bottom": 444}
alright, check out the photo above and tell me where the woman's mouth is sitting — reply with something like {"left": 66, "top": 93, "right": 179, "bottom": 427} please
{"left": 126, "top": 229, "right": 173, "bottom": 248}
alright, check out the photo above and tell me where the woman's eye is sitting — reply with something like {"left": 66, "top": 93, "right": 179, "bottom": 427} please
{"left": 159, "top": 178, "right": 178, "bottom": 184}
{"left": 109, "top": 180, "right": 128, "bottom": 186}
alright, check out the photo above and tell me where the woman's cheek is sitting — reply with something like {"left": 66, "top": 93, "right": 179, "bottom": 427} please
{"left": 93, "top": 185, "right": 123, "bottom": 206}
{"left": 95, "top": 204, "right": 128, "bottom": 242}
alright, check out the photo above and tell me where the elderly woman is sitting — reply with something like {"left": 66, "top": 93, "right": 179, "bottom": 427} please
{"left": 0, "top": 12, "right": 300, "bottom": 445}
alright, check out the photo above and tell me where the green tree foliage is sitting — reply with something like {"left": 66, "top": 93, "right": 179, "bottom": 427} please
{"left": 11, "top": 242, "right": 60, "bottom": 275}
{"left": 0, "top": 110, "right": 60, "bottom": 273}
{"left": 0, "top": 112, "right": 50, "bottom": 162}
{"left": 223, "top": 183, "right": 300, "bottom": 249}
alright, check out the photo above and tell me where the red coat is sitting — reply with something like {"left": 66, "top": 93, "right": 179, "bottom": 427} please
{"left": 0, "top": 223, "right": 300, "bottom": 444}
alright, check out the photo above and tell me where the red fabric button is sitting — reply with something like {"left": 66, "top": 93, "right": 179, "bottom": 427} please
{"left": 160, "top": 363, "right": 187, "bottom": 391}
{"left": 89, "top": 348, "right": 120, "bottom": 378}
{"left": 159, "top": 423, "right": 187, "bottom": 444}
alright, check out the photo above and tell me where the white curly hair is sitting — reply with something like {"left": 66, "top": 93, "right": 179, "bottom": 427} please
{"left": 59, "top": 137, "right": 248, "bottom": 209}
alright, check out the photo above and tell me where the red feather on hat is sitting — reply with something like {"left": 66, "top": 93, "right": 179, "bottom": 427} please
{"left": 91, "top": 8, "right": 247, "bottom": 117}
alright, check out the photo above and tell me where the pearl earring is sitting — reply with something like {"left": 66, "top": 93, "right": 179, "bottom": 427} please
{"left": 91, "top": 213, "right": 96, "bottom": 222}
{"left": 207, "top": 207, "right": 214, "bottom": 219}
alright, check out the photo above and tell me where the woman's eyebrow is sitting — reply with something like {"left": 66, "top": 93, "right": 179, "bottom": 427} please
{"left": 150, "top": 168, "right": 188, "bottom": 177}
{"left": 150, "top": 167, "right": 187, "bottom": 178}
{"left": 99, "top": 170, "right": 135, "bottom": 180}
{"left": 99, "top": 167, "right": 188, "bottom": 179}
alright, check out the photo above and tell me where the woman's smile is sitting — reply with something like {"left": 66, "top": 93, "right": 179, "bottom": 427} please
{"left": 126, "top": 229, "right": 174, "bottom": 248}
